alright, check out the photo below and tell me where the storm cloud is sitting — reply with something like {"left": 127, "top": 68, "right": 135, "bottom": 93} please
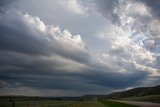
{"left": 0, "top": 0, "right": 160, "bottom": 96}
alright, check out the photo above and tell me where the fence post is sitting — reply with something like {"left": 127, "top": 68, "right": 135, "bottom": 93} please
{"left": 27, "top": 100, "right": 29, "bottom": 107}
{"left": 11, "top": 100, "right": 15, "bottom": 107}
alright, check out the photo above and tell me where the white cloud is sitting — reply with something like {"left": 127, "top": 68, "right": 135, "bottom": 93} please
{"left": 24, "top": 14, "right": 46, "bottom": 32}
{"left": 117, "top": 1, "right": 150, "bottom": 17}
{"left": 96, "top": 23, "right": 159, "bottom": 76}
{"left": 23, "top": 13, "right": 87, "bottom": 55}
{"left": 94, "top": 0, "right": 160, "bottom": 77}
{"left": 61, "top": 0, "right": 88, "bottom": 15}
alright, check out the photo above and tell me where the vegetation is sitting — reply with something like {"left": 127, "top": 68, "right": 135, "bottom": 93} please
{"left": 0, "top": 98, "right": 105, "bottom": 107}
{"left": 99, "top": 100, "right": 139, "bottom": 107}
{"left": 0, "top": 96, "right": 139, "bottom": 107}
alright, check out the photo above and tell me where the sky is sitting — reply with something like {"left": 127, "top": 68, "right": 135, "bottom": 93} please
{"left": 0, "top": 0, "right": 160, "bottom": 97}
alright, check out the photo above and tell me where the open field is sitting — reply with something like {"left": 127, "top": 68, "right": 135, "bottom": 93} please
{"left": 0, "top": 100, "right": 105, "bottom": 107}
{"left": 0, "top": 100, "right": 138, "bottom": 107}
{"left": 0, "top": 97, "right": 140, "bottom": 107}
{"left": 119, "top": 94, "right": 160, "bottom": 103}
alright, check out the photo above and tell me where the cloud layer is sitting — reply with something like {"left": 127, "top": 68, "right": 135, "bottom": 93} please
{"left": 0, "top": 0, "right": 160, "bottom": 96}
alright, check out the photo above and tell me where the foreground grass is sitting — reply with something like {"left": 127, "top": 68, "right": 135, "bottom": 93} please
{"left": 0, "top": 99, "right": 141, "bottom": 107}
{"left": 69, "top": 101, "right": 106, "bottom": 107}
{"left": 0, "top": 100, "right": 106, "bottom": 107}
{"left": 99, "top": 100, "right": 139, "bottom": 107}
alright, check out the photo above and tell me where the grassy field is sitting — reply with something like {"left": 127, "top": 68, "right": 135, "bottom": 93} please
{"left": 0, "top": 97, "right": 139, "bottom": 107}
{"left": 119, "top": 94, "right": 160, "bottom": 103}
{"left": 1, "top": 92, "right": 159, "bottom": 107}
{"left": 0, "top": 100, "right": 106, "bottom": 107}
{"left": 99, "top": 100, "right": 139, "bottom": 107}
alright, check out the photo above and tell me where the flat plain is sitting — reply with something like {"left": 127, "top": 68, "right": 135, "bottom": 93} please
{"left": 0, "top": 98, "right": 139, "bottom": 107}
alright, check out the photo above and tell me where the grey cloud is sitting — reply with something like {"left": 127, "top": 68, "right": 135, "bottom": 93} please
{"left": 141, "top": 0, "right": 160, "bottom": 19}
{"left": 0, "top": 11, "right": 89, "bottom": 63}
{"left": 0, "top": 10, "right": 101, "bottom": 95}
{"left": 0, "top": 0, "right": 13, "bottom": 8}
{"left": 92, "top": 0, "right": 160, "bottom": 92}
{"left": 0, "top": 49, "right": 150, "bottom": 94}
{"left": 94, "top": 0, "right": 120, "bottom": 24}
{"left": 94, "top": 0, "right": 157, "bottom": 26}
{"left": 0, "top": 13, "right": 53, "bottom": 55}
{"left": 95, "top": 0, "right": 160, "bottom": 59}
{"left": 0, "top": 62, "right": 148, "bottom": 93}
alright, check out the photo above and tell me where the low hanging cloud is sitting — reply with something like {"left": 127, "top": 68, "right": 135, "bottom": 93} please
{"left": 0, "top": 0, "right": 160, "bottom": 96}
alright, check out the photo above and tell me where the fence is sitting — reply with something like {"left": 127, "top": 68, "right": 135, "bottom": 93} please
{"left": 0, "top": 99, "right": 74, "bottom": 107}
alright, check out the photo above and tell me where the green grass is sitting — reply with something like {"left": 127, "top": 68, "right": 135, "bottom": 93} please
{"left": 0, "top": 100, "right": 106, "bottom": 107}
{"left": 68, "top": 101, "right": 106, "bottom": 107}
{"left": 99, "top": 100, "right": 139, "bottom": 107}
{"left": 0, "top": 99, "right": 142, "bottom": 107}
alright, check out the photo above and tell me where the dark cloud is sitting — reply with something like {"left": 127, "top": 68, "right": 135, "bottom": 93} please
{"left": 0, "top": 61, "right": 148, "bottom": 93}
{"left": 0, "top": 0, "right": 13, "bottom": 7}
{"left": 0, "top": 23, "right": 53, "bottom": 56}
{"left": 141, "top": 0, "right": 160, "bottom": 19}
{"left": 0, "top": 49, "right": 149, "bottom": 95}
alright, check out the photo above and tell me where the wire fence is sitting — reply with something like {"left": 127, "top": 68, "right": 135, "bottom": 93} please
{"left": 0, "top": 100, "right": 105, "bottom": 107}
{"left": 0, "top": 100, "right": 73, "bottom": 107}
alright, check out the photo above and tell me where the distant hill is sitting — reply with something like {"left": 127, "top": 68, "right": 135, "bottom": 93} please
{"left": 81, "top": 85, "right": 160, "bottom": 101}
{"left": 0, "top": 96, "right": 80, "bottom": 101}
{"left": 81, "top": 95, "right": 108, "bottom": 100}
{"left": 107, "top": 85, "right": 160, "bottom": 99}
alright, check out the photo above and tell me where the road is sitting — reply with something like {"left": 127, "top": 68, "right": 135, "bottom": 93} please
{"left": 114, "top": 100, "right": 160, "bottom": 107}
